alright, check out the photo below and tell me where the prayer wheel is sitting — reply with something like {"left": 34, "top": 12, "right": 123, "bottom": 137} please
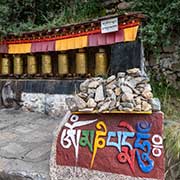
{"left": 13, "top": 55, "right": 23, "bottom": 75}
{"left": 75, "top": 49, "right": 87, "bottom": 75}
{"left": 27, "top": 55, "right": 37, "bottom": 75}
{"left": 95, "top": 48, "right": 108, "bottom": 76}
{"left": 42, "top": 54, "right": 52, "bottom": 74}
{"left": 58, "top": 52, "right": 69, "bottom": 75}
{"left": 1, "top": 57, "right": 10, "bottom": 75}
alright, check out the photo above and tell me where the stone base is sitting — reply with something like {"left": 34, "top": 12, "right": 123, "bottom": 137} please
{"left": 50, "top": 111, "right": 164, "bottom": 180}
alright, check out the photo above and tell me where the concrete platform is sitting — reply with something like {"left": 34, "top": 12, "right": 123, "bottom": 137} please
{"left": 0, "top": 108, "right": 60, "bottom": 180}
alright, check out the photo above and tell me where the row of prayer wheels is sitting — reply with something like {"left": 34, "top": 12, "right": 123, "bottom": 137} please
{"left": 0, "top": 48, "right": 108, "bottom": 76}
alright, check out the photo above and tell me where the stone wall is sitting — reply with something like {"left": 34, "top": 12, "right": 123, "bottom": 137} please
{"left": 21, "top": 93, "right": 73, "bottom": 117}
{"left": 147, "top": 36, "right": 180, "bottom": 89}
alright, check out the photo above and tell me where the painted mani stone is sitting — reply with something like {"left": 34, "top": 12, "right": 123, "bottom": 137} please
{"left": 56, "top": 112, "right": 164, "bottom": 180}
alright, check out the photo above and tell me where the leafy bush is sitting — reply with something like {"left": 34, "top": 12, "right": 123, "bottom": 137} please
{"left": 127, "top": 0, "right": 180, "bottom": 54}
{"left": 0, "top": 0, "right": 104, "bottom": 36}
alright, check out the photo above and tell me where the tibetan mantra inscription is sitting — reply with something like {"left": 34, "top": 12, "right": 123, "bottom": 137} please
{"left": 56, "top": 112, "right": 164, "bottom": 179}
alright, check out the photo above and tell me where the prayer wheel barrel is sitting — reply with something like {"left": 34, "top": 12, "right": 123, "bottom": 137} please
{"left": 95, "top": 48, "right": 108, "bottom": 76}
{"left": 14, "top": 55, "right": 23, "bottom": 75}
{"left": 42, "top": 54, "right": 52, "bottom": 74}
{"left": 27, "top": 55, "right": 37, "bottom": 75}
{"left": 75, "top": 49, "right": 87, "bottom": 75}
{"left": 58, "top": 52, "right": 69, "bottom": 75}
{"left": 1, "top": 57, "right": 10, "bottom": 75}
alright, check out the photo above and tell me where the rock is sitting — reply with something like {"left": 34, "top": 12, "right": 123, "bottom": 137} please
{"left": 97, "top": 101, "right": 104, "bottom": 108}
{"left": 74, "top": 95, "right": 86, "bottom": 109}
{"left": 134, "top": 104, "right": 141, "bottom": 111}
{"left": 142, "top": 90, "right": 153, "bottom": 99}
{"left": 150, "top": 98, "right": 161, "bottom": 111}
{"left": 118, "top": 105, "right": 123, "bottom": 111}
{"left": 115, "top": 87, "right": 121, "bottom": 96}
{"left": 106, "top": 75, "right": 116, "bottom": 84}
{"left": 106, "top": 80, "right": 117, "bottom": 89}
{"left": 120, "top": 102, "right": 134, "bottom": 109}
{"left": 136, "top": 87, "right": 145, "bottom": 93}
{"left": 121, "top": 93, "right": 134, "bottom": 102}
{"left": 117, "top": 72, "right": 125, "bottom": 78}
{"left": 109, "top": 93, "right": 116, "bottom": 110}
{"left": 163, "top": 44, "right": 176, "bottom": 53}
{"left": 144, "top": 84, "right": 152, "bottom": 92}
{"left": 87, "top": 88, "right": 96, "bottom": 98}
{"left": 121, "top": 85, "right": 133, "bottom": 94}
{"left": 141, "top": 101, "right": 152, "bottom": 111}
{"left": 88, "top": 81, "right": 100, "bottom": 88}
{"left": 80, "top": 79, "right": 91, "bottom": 92}
{"left": 87, "top": 98, "right": 97, "bottom": 108}
{"left": 95, "top": 85, "right": 105, "bottom": 102}
{"left": 118, "top": 77, "right": 125, "bottom": 86}
{"left": 117, "top": 2, "right": 132, "bottom": 10}
{"left": 127, "top": 68, "right": 141, "bottom": 76}
{"left": 133, "top": 88, "right": 141, "bottom": 95}
{"left": 123, "top": 107, "right": 133, "bottom": 112}
{"left": 98, "top": 101, "right": 111, "bottom": 112}
{"left": 65, "top": 97, "right": 78, "bottom": 112}
{"left": 116, "top": 101, "right": 120, "bottom": 108}
{"left": 78, "top": 108, "right": 94, "bottom": 112}
{"left": 69, "top": 67, "right": 155, "bottom": 113}
{"left": 106, "top": 83, "right": 117, "bottom": 90}
{"left": 125, "top": 79, "right": 137, "bottom": 89}
{"left": 78, "top": 92, "right": 88, "bottom": 99}
{"left": 106, "top": 89, "right": 114, "bottom": 97}
{"left": 135, "top": 77, "right": 149, "bottom": 84}
{"left": 135, "top": 96, "right": 142, "bottom": 105}
{"left": 109, "top": 100, "right": 116, "bottom": 110}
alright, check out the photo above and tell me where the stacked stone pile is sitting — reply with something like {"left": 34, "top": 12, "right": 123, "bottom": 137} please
{"left": 66, "top": 68, "right": 160, "bottom": 112}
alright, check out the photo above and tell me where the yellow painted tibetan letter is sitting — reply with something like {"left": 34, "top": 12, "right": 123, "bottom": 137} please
{"left": 90, "top": 121, "right": 107, "bottom": 168}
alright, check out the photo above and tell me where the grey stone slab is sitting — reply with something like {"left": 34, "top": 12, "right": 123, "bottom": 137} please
{"left": 25, "top": 143, "right": 51, "bottom": 160}
{"left": 0, "top": 109, "right": 61, "bottom": 179}
{"left": 1, "top": 143, "right": 25, "bottom": 155}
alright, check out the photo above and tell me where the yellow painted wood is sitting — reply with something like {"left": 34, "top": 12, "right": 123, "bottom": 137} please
{"left": 55, "top": 36, "right": 88, "bottom": 51}
{"left": 8, "top": 43, "right": 31, "bottom": 54}
{"left": 73, "top": 110, "right": 152, "bottom": 115}
{"left": 124, "top": 25, "right": 139, "bottom": 42}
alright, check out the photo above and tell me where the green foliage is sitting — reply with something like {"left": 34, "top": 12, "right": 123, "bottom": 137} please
{"left": 150, "top": 71, "right": 180, "bottom": 120}
{"left": 164, "top": 121, "right": 180, "bottom": 179}
{"left": 126, "top": 0, "right": 180, "bottom": 54}
{"left": 0, "top": 0, "right": 104, "bottom": 36}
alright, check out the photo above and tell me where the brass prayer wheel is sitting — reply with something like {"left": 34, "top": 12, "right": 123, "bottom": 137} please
{"left": 95, "top": 48, "right": 108, "bottom": 76}
{"left": 42, "top": 54, "right": 52, "bottom": 74}
{"left": 1, "top": 57, "right": 10, "bottom": 75}
{"left": 13, "top": 55, "right": 23, "bottom": 75}
{"left": 27, "top": 55, "right": 37, "bottom": 75}
{"left": 58, "top": 52, "right": 69, "bottom": 75}
{"left": 75, "top": 49, "right": 87, "bottom": 75}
